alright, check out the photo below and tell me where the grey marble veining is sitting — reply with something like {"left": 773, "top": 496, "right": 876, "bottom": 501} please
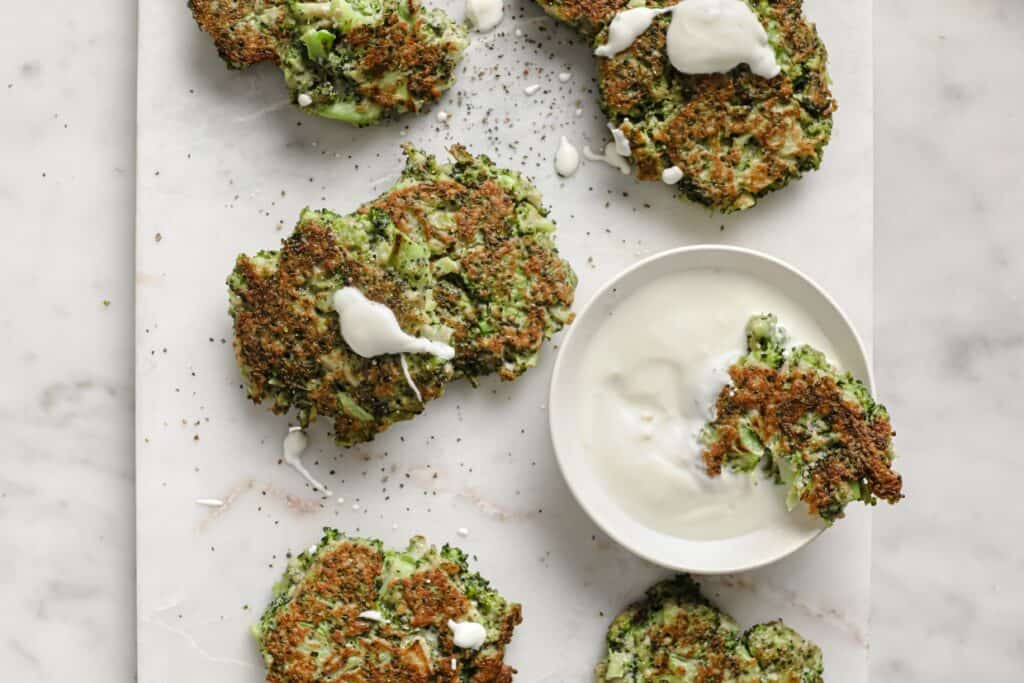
{"left": 0, "top": 1, "right": 1021, "bottom": 681}
{"left": 0, "top": 2, "right": 138, "bottom": 681}
{"left": 873, "top": 1, "right": 1024, "bottom": 679}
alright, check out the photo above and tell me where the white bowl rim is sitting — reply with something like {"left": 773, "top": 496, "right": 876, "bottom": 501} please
{"left": 547, "top": 244, "right": 873, "bottom": 574}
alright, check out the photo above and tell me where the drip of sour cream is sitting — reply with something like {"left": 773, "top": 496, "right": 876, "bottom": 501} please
{"left": 608, "top": 123, "right": 632, "bottom": 156}
{"left": 448, "top": 620, "right": 487, "bottom": 649}
{"left": 465, "top": 0, "right": 503, "bottom": 32}
{"left": 282, "top": 428, "right": 332, "bottom": 495}
{"left": 332, "top": 288, "right": 454, "bottom": 360}
{"left": 555, "top": 136, "right": 580, "bottom": 177}
{"left": 583, "top": 143, "right": 631, "bottom": 175}
{"left": 594, "top": 0, "right": 780, "bottom": 79}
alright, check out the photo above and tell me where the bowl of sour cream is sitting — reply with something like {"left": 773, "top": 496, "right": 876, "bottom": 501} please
{"left": 548, "top": 246, "right": 873, "bottom": 573}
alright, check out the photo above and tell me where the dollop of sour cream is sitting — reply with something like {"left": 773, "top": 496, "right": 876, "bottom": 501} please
{"left": 448, "top": 620, "right": 487, "bottom": 649}
{"left": 332, "top": 288, "right": 454, "bottom": 360}
{"left": 282, "top": 428, "right": 332, "bottom": 495}
{"left": 465, "top": 0, "right": 503, "bottom": 32}
{"left": 555, "top": 136, "right": 580, "bottom": 177}
{"left": 358, "top": 610, "right": 386, "bottom": 622}
{"left": 661, "top": 166, "right": 683, "bottom": 184}
{"left": 594, "top": 0, "right": 780, "bottom": 79}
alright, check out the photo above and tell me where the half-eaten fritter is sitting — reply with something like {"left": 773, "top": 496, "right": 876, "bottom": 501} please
{"left": 228, "top": 145, "right": 576, "bottom": 446}
{"left": 597, "top": 576, "right": 823, "bottom": 682}
{"left": 254, "top": 530, "right": 522, "bottom": 682}
{"left": 700, "top": 314, "right": 903, "bottom": 523}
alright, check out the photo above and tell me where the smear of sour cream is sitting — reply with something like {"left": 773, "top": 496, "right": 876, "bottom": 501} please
{"left": 608, "top": 123, "right": 632, "bottom": 156}
{"left": 594, "top": 0, "right": 780, "bottom": 79}
{"left": 448, "top": 620, "right": 487, "bottom": 649}
{"left": 555, "top": 136, "right": 580, "bottom": 177}
{"left": 466, "top": 0, "right": 503, "bottom": 32}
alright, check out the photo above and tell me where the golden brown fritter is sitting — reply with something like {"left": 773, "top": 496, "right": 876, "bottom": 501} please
{"left": 228, "top": 146, "right": 576, "bottom": 446}
{"left": 598, "top": 0, "right": 836, "bottom": 212}
{"left": 254, "top": 532, "right": 522, "bottom": 683}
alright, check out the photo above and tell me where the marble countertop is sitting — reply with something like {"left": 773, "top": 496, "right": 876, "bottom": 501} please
{"left": 1, "top": 1, "right": 1020, "bottom": 681}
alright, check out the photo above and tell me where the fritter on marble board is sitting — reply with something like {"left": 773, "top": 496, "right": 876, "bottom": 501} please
{"left": 700, "top": 314, "right": 903, "bottom": 523}
{"left": 597, "top": 0, "right": 836, "bottom": 212}
{"left": 596, "top": 575, "right": 824, "bottom": 682}
{"left": 254, "top": 530, "right": 522, "bottom": 682}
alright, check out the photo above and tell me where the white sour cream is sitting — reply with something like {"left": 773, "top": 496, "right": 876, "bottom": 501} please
{"left": 555, "top": 136, "right": 580, "bottom": 177}
{"left": 465, "top": 0, "right": 503, "bottom": 32}
{"left": 282, "top": 428, "right": 332, "bottom": 495}
{"left": 608, "top": 123, "right": 632, "bottom": 156}
{"left": 358, "top": 610, "right": 386, "bottom": 622}
{"left": 583, "top": 143, "right": 631, "bottom": 175}
{"left": 297, "top": 93, "right": 313, "bottom": 107}
{"left": 594, "top": 0, "right": 780, "bottom": 79}
{"left": 576, "top": 269, "right": 836, "bottom": 540}
{"left": 332, "top": 287, "right": 454, "bottom": 360}
{"left": 448, "top": 620, "right": 487, "bottom": 649}
{"left": 661, "top": 165, "right": 683, "bottom": 184}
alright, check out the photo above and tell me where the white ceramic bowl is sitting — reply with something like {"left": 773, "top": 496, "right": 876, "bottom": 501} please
{"left": 548, "top": 246, "right": 873, "bottom": 573}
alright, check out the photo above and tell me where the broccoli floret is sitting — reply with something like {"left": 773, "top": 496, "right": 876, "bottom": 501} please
{"left": 741, "top": 313, "right": 788, "bottom": 368}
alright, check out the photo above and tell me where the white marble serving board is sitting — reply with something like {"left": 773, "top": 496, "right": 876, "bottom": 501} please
{"left": 136, "top": 0, "right": 872, "bottom": 680}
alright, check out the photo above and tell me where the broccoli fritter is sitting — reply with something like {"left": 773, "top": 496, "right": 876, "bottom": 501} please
{"left": 189, "top": 0, "right": 467, "bottom": 124}
{"left": 280, "top": 0, "right": 468, "bottom": 125}
{"left": 596, "top": 576, "right": 823, "bottom": 683}
{"left": 228, "top": 145, "right": 577, "bottom": 446}
{"left": 597, "top": 0, "right": 836, "bottom": 212}
{"left": 254, "top": 530, "right": 522, "bottom": 682}
{"left": 189, "top": 0, "right": 293, "bottom": 68}
{"left": 701, "top": 314, "right": 903, "bottom": 523}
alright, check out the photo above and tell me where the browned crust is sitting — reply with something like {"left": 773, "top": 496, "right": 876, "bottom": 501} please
{"left": 704, "top": 365, "right": 902, "bottom": 514}
{"left": 598, "top": 0, "right": 837, "bottom": 210}
{"left": 189, "top": 0, "right": 288, "bottom": 67}
{"left": 346, "top": 4, "right": 461, "bottom": 110}
{"left": 534, "top": 0, "right": 633, "bottom": 39}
